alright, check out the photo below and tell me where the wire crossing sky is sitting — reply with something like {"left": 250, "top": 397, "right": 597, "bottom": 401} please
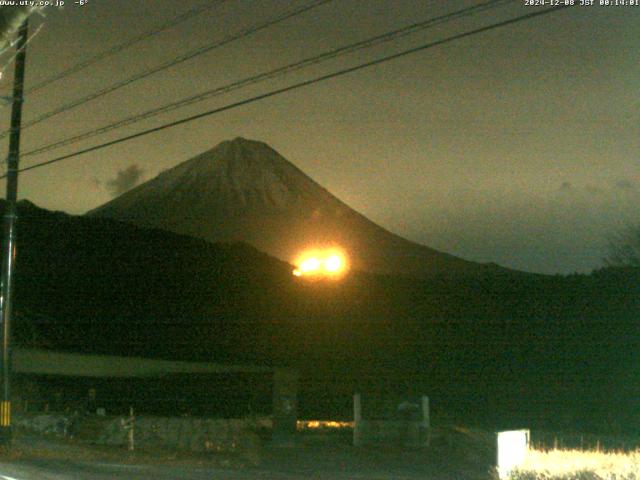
{"left": 10, "top": 0, "right": 227, "bottom": 97}
{"left": 0, "top": 0, "right": 333, "bottom": 140}
{"left": 21, "top": 0, "right": 514, "bottom": 159}
{"left": 8, "top": 4, "right": 568, "bottom": 176}
{"left": 0, "top": 0, "right": 637, "bottom": 275}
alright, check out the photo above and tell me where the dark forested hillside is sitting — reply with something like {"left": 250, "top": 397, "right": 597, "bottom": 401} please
{"left": 5, "top": 200, "right": 639, "bottom": 432}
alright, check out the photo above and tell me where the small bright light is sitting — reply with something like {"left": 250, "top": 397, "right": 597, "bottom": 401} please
{"left": 293, "top": 269, "right": 302, "bottom": 277}
{"left": 297, "top": 420, "right": 354, "bottom": 430}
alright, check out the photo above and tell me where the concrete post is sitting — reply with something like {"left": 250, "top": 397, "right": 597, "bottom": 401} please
{"left": 272, "top": 368, "right": 298, "bottom": 445}
{"left": 128, "top": 406, "right": 135, "bottom": 451}
{"left": 353, "top": 393, "right": 362, "bottom": 446}
{"left": 421, "top": 395, "right": 430, "bottom": 446}
{"left": 0, "top": 18, "right": 29, "bottom": 449}
{"left": 421, "top": 396, "right": 430, "bottom": 427}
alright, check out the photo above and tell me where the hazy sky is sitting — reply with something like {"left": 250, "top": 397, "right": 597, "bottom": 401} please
{"left": 0, "top": 0, "right": 637, "bottom": 274}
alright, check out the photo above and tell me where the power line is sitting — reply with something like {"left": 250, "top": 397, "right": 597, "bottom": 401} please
{"left": 20, "top": 1, "right": 227, "bottom": 96}
{"left": 22, "top": 0, "right": 515, "bottom": 159}
{"left": 0, "top": 0, "right": 333, "bottom": 141}
{"left": 3, "top": 5, "right": 571, "bottom": 179}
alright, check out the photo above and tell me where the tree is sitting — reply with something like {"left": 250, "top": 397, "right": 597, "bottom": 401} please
{"left": 605, "top": 225, "right": 640, "bottom": 267}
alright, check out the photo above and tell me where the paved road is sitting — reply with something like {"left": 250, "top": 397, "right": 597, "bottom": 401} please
{"left": 0, "top": 459, "right": 299, "bottom": 480}
{"left": 0, "top": 459, "right": 444, "bottom": 480}
{"left": 0, "top": 452, "right": 490, "bottom": 480}
{"left": 0, "top": 435, "right": 491, "bottom": 479}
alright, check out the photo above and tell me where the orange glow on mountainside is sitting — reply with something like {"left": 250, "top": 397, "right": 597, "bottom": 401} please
{"left": 292, "top": 248, "right": 348, "bottom": 278}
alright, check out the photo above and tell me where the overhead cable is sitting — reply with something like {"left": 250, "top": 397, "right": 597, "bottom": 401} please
{"left": 22, "top": 0, "right": 227, "bottom": 96}
{"left": 0, "top": 0, "right": 333, "bottom": 140}
{"left": 4, "top": 5, "right": 571, "bottom": 178}
{"left": 23, "top": 0, "right": 514, "bottom": 158}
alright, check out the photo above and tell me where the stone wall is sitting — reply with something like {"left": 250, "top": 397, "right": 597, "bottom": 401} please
{"left": 16, "top": 413, "right": 272, "bottom": 453}
{"left": 99, "top": 415, "right": 271, "bottom": 452}
{"left": 14, "top": 412, "right": 73, "bottom": 436}
{"left": 353, "top": 419, "right": 430, "bottom": 447}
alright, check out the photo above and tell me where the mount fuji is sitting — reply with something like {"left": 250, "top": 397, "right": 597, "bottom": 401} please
{"left": 88, "top": 137, "right": 507, "bottom": 277}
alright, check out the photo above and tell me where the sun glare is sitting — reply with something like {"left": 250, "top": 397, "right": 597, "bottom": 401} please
{"left": 324, "top": 255, "right": 342, "bottom": 272}
{"left": 300, "top": 257, "right": 322, "bottom": 273}
{"left": 293, "top": 249, "right": 348, "bottom": 278}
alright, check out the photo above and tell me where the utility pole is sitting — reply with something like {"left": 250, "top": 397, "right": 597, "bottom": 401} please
{"left": 0, "top": 7, "right": 36, "bottom": 53}
{"left": 0, "top": 18, "right": 28, "bottom": 448}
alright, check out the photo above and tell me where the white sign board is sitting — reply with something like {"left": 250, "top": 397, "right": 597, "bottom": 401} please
{"left": 496, "top": 429, "right": 530, "bottom": 479}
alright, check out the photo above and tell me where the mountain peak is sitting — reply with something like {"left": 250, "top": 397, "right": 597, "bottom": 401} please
{"left": 171, "top": 136, "right": 298, "bottom": 176}
{"left": 89, "top": 138, "right": 508, "bottom": 277}
{"left": 226, "top": 136, "right": 265, "bottom": 146}
{"left": 216, "top": 136, "right": 269, "bottom": 159}
{"left": 159, "top": 137, "right": 325, "bottom": 210}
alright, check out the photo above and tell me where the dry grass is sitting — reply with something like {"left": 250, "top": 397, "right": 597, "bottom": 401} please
{"left": 509, "top": 448, "right": 640, "bottom": 479}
